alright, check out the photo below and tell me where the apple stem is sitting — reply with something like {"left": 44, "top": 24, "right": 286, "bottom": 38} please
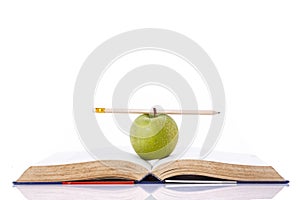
{"left": 153, "top": 107, "right": 157, "bottom": 117}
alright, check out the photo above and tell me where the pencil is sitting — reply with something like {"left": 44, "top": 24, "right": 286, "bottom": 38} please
{"left": 94, "top": 108, "right": 220, "bottom": 115}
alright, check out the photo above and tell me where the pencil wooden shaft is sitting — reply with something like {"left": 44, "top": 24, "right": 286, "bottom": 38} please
{"left": 94, "top": 108, "right": 219, "bottom": 115}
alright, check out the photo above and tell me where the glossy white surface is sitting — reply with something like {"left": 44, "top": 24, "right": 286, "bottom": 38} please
{"left": 13, "top": 184, "right": 288, "bottom": 200}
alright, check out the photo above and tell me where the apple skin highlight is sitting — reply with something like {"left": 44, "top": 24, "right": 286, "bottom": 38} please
{"left": 130, "top": 113, "right": 178, "bottom": 160}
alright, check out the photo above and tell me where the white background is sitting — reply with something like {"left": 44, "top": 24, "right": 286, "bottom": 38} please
{"left": 1, "top": 0, "right": 300, "bottom": 199}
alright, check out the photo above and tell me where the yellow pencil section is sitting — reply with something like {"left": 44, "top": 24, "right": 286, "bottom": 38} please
{"left": 95, "top": 108, "right": 106, "bottom": 113}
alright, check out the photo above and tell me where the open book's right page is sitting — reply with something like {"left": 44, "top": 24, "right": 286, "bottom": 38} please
{"left": 153, "top": 148, "right": 266, "bottom": 169}
{"left": 197, "top": 151, "right": 266, "bottom": 166}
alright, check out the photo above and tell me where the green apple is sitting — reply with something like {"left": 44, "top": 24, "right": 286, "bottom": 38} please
{"left": 130, "top": 113, "right": 178, "bottom": 160}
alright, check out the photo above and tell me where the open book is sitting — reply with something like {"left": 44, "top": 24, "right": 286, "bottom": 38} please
{"left": 14, "top": 150, "right": 287, "bottom": 184}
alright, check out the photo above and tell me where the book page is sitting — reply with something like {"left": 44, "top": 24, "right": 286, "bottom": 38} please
{"left": 152, "top": 148, "right": 267, "bottom": 169}
{"left": 35, "top": 147, "right": 266, "bottom": 172}
{"left": 36, "top": 148, "right": 152, "bottom": 171}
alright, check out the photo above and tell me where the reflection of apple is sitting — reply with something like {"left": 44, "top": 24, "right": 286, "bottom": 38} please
{"left": 130, "top": 113, "right": 178, "bottom": 160}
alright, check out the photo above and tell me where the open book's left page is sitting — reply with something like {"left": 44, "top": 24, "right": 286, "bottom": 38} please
{"left": 15, "top": 148, "right": 154, "bottom": 183}
{"left": 37, "top": 149, "right": 152, "bottom": 171}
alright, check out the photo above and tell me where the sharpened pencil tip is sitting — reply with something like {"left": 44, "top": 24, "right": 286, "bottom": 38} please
{"left": 217, "top": 112, "right": 221, "bottom": 114}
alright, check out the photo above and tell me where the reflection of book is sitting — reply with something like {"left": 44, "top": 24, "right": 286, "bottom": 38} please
{"left": 153, "top": 184, "right": 286, "bottom": 200}
{"left": 16, "top": 185, "right": 148, "bottom": 200}
{"left": 16, "top": 184, "right": 287, "bottom": 200}
{"left": 14, "top": 151, "right": 287, "bottom": 184}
